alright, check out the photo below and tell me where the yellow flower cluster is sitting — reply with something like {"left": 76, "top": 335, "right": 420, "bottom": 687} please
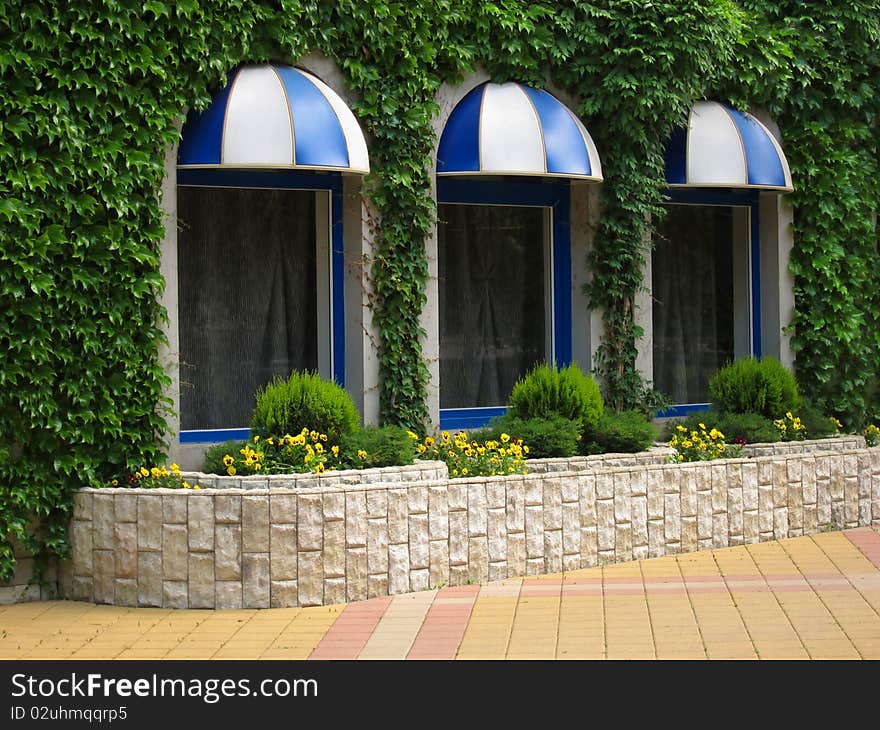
{"left": 774, "top": 411, "right": 806, "bottom": 441}
{"left": 864, "top": 424, "right": 880, "bottom": 447}
{"left": 668, "top": 423, "right": 736, "bottom": 462}
{"left": 109, "top": 462, "right": 202, "bottom": 490}
{"left": 222, "top": 428, "right": 341, "bottom": 476}
{"left": 418, "top": 430, "right": 529, "bottom": 478}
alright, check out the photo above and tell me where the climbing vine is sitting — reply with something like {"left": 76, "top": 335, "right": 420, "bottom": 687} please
{"left": 1, "top": 0, "right": 879, "bottom": 584}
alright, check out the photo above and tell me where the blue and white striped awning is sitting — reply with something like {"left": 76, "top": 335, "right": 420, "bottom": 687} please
{"left": 177, "top": 65, "right": 369, "bottom": 174}
{"left": 437, "top": 82, "right": 602, "bottom": 181}
{"left": 665, "top": 101, "right": 792, "bottom": 191}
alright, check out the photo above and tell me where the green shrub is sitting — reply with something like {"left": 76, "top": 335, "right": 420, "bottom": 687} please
{"left": 581, "top": 410, "right": 657, "bottom": 454}
{"left": 340, "top": 425, "right": 416, "bottom": 468}
{"left": 202, "top": 439, "right": 248, "bottom": 475}
{"left": 250, "top": 370, "right": 360, "bottom": 443}
{"left": 714, "top": 412, "right": 780, "bottom": 445}
{"left": 481, "top": 414, "right": 580, "bottom": 459}
{"left": 795, "top": 402, "right": 841, "bottom": 439}
{"left": 507, "top": 363, "right": 603, "bottom": 432}
{"left": 708, "top": 357, "right": 801, "bottom": 419}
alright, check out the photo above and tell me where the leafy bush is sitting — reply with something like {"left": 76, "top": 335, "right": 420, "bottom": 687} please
{"left": 418, "top": 430, "right": 528, "bottom": 477}
{"left": 581, "top": 410, "right": 657, "bottom": 454}
{"left": 796, "top": 402, "right": 841, "bottom": 439}
{"left": 480, "top": 414, "right": 581, "bottom": 459}
{"left": 507, "top": 363, "right": 603, "bottom": 432}
{"left": 202, "top": 439, "right": 248, "bottom": 475}
{"left": 250, "top": 370, "right": 360, "bottom": 443}
{"left": 708, "top": 357, "right": 801, "bottom": 419}
{"left": 713, "top": 412, "right": 780, "bottom": 445}
{"left": 340, "top": 425, "right": 416, "bottom": 468}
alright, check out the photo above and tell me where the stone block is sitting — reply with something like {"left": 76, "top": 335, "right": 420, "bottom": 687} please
{"left": 270, "top": 580, "right": 298, "bottom": 608}
{"left": 162, "top": 493, "right": 187, "bottom": 524}
{"left": 368, "top": 573, "right": 389, "bottom": 599}
{"left": 597, "top": 499, "right": 614, "bottom": 552}
{"left": 525, "top": 504, "right": 544, "bottom": 559}
{"left": 137, "top": 551, "right": 162, "bottom": 607}
{"left": 323, "top": 577, "right": 346, "bottom": 606}
{"left": 562, "top": 501, "right": 581, "bottom": 555}
{"left": 429, "top": 540, "right": 449, "bottom": 588}
{"left": 270, "top": 524, "right": 297, "bottom": 581}
{"left": 346, "top": 547, "right": 368, "bottom": 602}
{"left": 215, "top": 524, "right": 242, "bottom": 581}
{"left": 367, "top": 517, "right": 389, "bottom": 574}
{"left": 324, "top": 520, "right": 345, "bottom": 578}
{"left": 163, "top": 580, "right": 188, "bottom": 609}
{"left": 93, "top": 494, "right": 114, "bottom": 551}
{"left": 506, "top": 480, "right": 525, "bottom": 533}
{"left": 508, "top": 532, "right": 526, "bottom": 576}
{"left": 214, "top": 581, "right": 242, "bottom": 609}
{"left": 270, "top": 494, "right": 297, "bottom": 524}
{"left": 187, "top": 496, "right": 214, "bottom": 552}
{"left": 449, "top": 509, "right": 468, "bottom": 565}
{"left": 429, "top": 486, "right": 449, "bottom": 540}
{"left": 93, "top": 550, "right": 114, "bottom": 604}
{"left": 468, "top": 483, "right": 488, "bottom": 537}
{"left": 114, "top": 494, "right": 137, "bottom": 523}
{"left": 322, "top": 492, "right": 345, "bottom": 522}
{"left": 111, "top": 523, "right": 136, "bottom": 579}
{"left": 345, "top": 492, "right": 367, "bottom": 547}
{"left": 388, "top": 543, "right": 410, "bottom": 595}
{"left": 242, "top": 553, "right": 270, "bottom": 608}
{"left": 367, "top": 490, "right": 387, "bottom": 518}
{"left": 297, "top": 551, "right": 323, "bottom": 606}
{"left": 544, "top": 530, "right": 562, "bottom": 572}
{"left": 408, "top": 486, "right": 428, "bottom": 515}
{"left": 297, "top": 494, "right": 322, "bottom": 551}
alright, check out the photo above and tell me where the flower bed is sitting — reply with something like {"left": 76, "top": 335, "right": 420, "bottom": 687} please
{"left": 34, "top": 435, "right": 878, "bottom": 609}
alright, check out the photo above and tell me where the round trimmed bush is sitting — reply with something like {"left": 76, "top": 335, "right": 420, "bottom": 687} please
{"left": 708, "top": 357, "right": 801, "bottom": 419}
{"left": 250, "top": 370, "right": 360, "bottom": 443}
{"left": 507, "top": 363, "right": 603, "bottom": 431}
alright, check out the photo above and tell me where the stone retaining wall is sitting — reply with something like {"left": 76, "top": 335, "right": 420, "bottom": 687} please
{"left": 53, "top": 444, "right": 880, "bottom": 609}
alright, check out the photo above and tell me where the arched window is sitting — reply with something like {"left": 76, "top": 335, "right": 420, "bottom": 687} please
{"left": 175, "top": 64, "right": 369, "bottom": 441}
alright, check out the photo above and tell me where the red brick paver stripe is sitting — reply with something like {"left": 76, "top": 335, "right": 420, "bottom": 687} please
{"left": 845, "top": 527, "right": 880, "bottom": 570}
{"left": 406, "top": 585, "right": 480, "bottom": 660}
{"left": 308, "top": 597, "right": 392, "bottom": 660}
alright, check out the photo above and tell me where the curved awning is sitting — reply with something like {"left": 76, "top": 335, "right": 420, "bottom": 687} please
{"left": 177, "top": 64, "right": 369, "bottom": 174}
{"left": 437, "top": 82, "right": 602, "bottom": 181}
{"left": 665, "top": 101, "right": 792, "bottom": 191}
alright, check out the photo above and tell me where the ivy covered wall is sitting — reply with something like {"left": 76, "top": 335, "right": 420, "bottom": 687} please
{"left": 1, "top": 0, "right": 878, "bottom": 581}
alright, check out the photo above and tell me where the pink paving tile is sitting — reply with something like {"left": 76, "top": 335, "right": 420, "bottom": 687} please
{"left": 845, "top": 528, "right": 880, "bottom": 570}
{"left": 309, "top": 597, "right": 392, "bottom": 660}
{"left": 406, "top": 591, "right": 478, "bottom": 660}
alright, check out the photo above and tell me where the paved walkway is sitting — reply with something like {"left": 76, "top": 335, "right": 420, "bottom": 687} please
{"left": 2, "top": 527, "right": 879, "bottom": 660}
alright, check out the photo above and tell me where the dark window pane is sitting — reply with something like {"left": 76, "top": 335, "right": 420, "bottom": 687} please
{"left": 177, "top": 187, "right": 317, "bottom": 429}
{"left": 652, "top": 205, "right": 735, "bottom": 404}
{"left": 438, "top": 204, "right": 546, "bottom": 408}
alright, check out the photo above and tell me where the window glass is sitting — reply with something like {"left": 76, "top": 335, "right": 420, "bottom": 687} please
{"left": 438, "top": 203, "right": 546, "bottom": 408}
{"left": 177, "top": 187, "right": 317, "bottom": 429}
{"left": 652, "top": 205, "right": 735, "bottom": 404}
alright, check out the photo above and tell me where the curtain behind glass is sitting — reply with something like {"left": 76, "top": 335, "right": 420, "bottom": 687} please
{"left": 652, "top": 205, "right": 734, "bottom": 404}
{"left": 177, "top": 187, "right": 317, "bottom": 429}
{"left": 438, "top": 204, "right": 546, "bottom": 408}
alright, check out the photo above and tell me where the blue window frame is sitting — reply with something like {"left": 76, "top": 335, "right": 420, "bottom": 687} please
{"left": 437, "top": 177, "right": 572, "bottom": 430}
{"left": 655, "top": 188, "right": 761, "bottom": 418}
{"left": 176, "top": 169, "right": 346, "bottom": 444}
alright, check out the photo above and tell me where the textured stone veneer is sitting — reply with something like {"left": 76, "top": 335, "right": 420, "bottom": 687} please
{"left": 51, "top": 441, "right": 880, "bottom": 609}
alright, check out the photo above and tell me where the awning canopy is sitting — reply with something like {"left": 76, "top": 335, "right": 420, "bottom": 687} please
{"left": 437, "top": 82, "right": 602, "bottom": 181}
{"left": 665, "top": 101, "right": 792, "bottom": 192}
{"left": 177, "top": 64, "right": 369, "bottom": 174}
